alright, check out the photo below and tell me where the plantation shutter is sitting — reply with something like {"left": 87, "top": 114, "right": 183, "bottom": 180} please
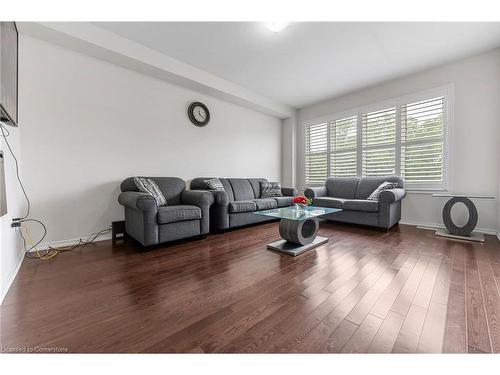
{"left": 305, "top": 122, "right": 328, "bottom": 185}
{"left": 401, "top": 97, "right": 445, "bottom": 184}
{"left": 330, "top": 116, "right": 357, "bottom": 177}
{"left": 362, "top": 107, "right": 396, "bottom": 176}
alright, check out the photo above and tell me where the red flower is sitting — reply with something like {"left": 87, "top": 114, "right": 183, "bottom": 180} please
{"left": 293, "top": 195, "right": 308, "bottom": 204}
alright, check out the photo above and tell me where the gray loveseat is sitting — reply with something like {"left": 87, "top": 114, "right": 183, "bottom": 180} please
{"left": 118, "top": 177, "right": 213, "bottom": 246}
{"left": 190, "top": 177, "right": 298, "bottom": 231}
{"left": 304, "top": 176, "right": 406, "bottom": 230}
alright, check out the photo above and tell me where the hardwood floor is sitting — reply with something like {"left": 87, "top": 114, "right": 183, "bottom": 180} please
{"left": 1, "top": 222, "right": 499, "bottom": 353}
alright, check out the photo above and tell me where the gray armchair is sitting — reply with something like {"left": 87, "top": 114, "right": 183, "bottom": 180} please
{"left": 118, "top": 177, "right": 213, "bottom": 246}
{"left": 305, "top": 176, "right": 406, "bottom": 230}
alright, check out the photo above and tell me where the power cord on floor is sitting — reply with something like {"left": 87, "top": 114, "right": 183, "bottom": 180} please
{"left": 1, "top": 120, "right": 111, "bottom": 260}
{"left": 21, "top": 222, "right": 111, "bottom": 259}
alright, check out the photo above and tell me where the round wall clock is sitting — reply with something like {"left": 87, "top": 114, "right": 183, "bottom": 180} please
{"left": 188, "top": 102, "right": 210, "bottom": 127}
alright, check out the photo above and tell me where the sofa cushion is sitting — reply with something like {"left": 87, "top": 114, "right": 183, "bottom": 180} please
{"left": 204, "top": 177, "right": 225, "bottom": 192}
{"left": 342, "top": 199, "right": 379, "bottom": 212}
{"left": 228, "top": 200, "right": 257, "bottom": 213}
{"left": 367, "top": 181, "right": 400, "bottom": 201}
{"left": 253, "top": 198, "right": 278, "bottom": 210}
{"left": 228, "top": 178, "right": 256, "bottom": 201}
{"left": 248, "top": 178, "right": 268, "bottom": 199}
{"left": 325, "top": 177, "right": 359, "bottom": 199}
{"left": 260, "top": 181, "right": 283, "bottom": 198}
{"left": 121, "top": 176, "right": 185, "bottom": 205}
{"left": 314, "top": 197, "right": 346, "bottom": 209}
{"left": 157, "top": 205, "right": 201, "bottom": 224}
{"left": 355, "top": 176, "right": 404, "bottom": 199}
{"left": 274, "top": 196, "right": 293, "bottom": 207}
{"left": 190, "top": 177, "right": 235, "bottom": 201}
{"left": 134, "top": 177, "right": 167, "bottom": 206}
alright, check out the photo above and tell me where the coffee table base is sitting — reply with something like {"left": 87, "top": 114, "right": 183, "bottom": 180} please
{"left": 267, "top": 236, "right": 328, "bottom": 256}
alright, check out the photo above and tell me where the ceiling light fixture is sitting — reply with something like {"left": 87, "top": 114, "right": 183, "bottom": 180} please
{"left": 265, "top": 22, "right": 289, "bottom": 33}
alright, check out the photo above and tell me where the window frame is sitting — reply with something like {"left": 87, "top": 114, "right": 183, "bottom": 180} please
{"left": 302, "top": 84, "right": 454, "bottom": 192}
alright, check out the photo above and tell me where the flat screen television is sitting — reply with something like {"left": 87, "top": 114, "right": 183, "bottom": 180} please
{"left": 0, "top": 22, "right": 18, "bottom": 127}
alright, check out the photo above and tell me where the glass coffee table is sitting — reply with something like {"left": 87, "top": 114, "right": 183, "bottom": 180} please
{"left": 255, "top": 206, "right": 341, "bottom": 256}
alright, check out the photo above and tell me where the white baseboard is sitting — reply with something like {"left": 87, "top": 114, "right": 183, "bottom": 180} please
{"left": 35, "top": 233, "right": 113, "bottom": 251}
{"left": 399, "top": 220, "right": 498, "bottom": 236}
{"left": 0, "top": 253, "right": 24, "bottom": 306}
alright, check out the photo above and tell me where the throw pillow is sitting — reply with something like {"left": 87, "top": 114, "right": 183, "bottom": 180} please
{"left": 260, "top": 181, "right": 283, "bottom": 198}
{"left": 204, "top": 177, "right": 225, "bottom": 192}
{"left": 134, "top": 177, "right": 167, "bottom": 206}
{"left": 367, "top": 181, "right": 400, "bottom": 201}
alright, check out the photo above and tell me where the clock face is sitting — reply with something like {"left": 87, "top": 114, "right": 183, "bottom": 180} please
{"left": 193, "top": 105, "right": 207, "bottom": 122}
{"left": 188, "top": 102, "right": 210, "bottom": 126}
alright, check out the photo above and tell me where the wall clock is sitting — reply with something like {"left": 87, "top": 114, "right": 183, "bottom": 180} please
{"left": 188, "top": 102, "right": 210, "bottom": 127}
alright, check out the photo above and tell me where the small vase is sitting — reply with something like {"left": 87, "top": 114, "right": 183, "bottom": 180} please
{"left": 295, "top": 203, "right": 306, "bottom": 212}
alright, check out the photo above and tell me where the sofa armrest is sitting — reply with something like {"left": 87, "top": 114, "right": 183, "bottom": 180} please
{"left": 304, "top": 187, "right": 327, "bottom": 199}
{"left": 379, "top": 188, "right": 406, "bottom": 204}
{"left": 118, "top": 191, "right": 158, "bottom": 213}
{"left": 281, "top": 187, "right": 298, "bottom": 197}
{"left": 208, "top": 190, "right": 229, "bottom": 206}
{"left": 181, "top": 190, "right": 214, "bottom": 208}
{"left": 181, "top": 190, "right": 214, "bottom": 235}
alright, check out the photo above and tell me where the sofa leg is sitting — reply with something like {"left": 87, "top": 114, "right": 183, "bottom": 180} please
{"left": 199, "top": 234, "right": 208, "bottom": 240}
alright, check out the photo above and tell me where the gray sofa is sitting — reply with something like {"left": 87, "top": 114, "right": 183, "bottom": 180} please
{"left": 304, "top": 176, "right": 406, "bottom": 230}
{"left": 118, "top": 177, "right": 213, "bottom": 246}
{"left": 190, "top": 177, "right": 298, "bottom": 231}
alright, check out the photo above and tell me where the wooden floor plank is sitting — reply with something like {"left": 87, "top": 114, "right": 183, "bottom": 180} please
{"left": 476, "top": 248, "right": 500, "bottom": 353}
{"left": 417, "top": 301, "right": 447, "bottom": 353}
{"left": 368, "top": 310, "right": 405, "bottom": 353}
{"left": 443, "top": 246, "right": 467, "bottom": 353}
{"left": 369, "top": 256, "right": 418, "bottom": 319}
{"left": 465, "top": 248, "right": 492, "bottom": 353}
{"left": 342, "top": 314, "right": 383, "bottom": 353}
{"left": 392, "top": 329, "right": 420, "bottom": 353}
{"left": 390, "top": 255, "right": 429, "bottom": 315}
{"left": 412, "top": 256, "right": 442, "bottom": 308}
{"left": 1, "top": 222, "right": 498, "bottom": 353}
{"left": 346, "top": 252, "right": 414, "bottom": 325}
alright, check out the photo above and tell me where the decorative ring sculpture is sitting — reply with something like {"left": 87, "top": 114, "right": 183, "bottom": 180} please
{"left": 442, "top": 197, "right": 478, "bottom": 236}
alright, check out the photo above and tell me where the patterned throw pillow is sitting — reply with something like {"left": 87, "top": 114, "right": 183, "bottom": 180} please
{"left": 133, "top": 177, "right": 167, "bottom": 206}
{"left": 260, "top": 181, "right": 283, "bottom": 198}
{"left": 367, "top": 181, "right": 400, "bottom": 201}
{"left": 204, "top": 178, "right": 225, "bottom": 192}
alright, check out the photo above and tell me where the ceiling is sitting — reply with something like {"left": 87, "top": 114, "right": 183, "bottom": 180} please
{"left": 94, "top": 22, "right": 500, "bottom": 108}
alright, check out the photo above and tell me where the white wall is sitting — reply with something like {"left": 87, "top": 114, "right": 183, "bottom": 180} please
{"left": 297, "top": 49, "right": 500, "bottom": 233}
{"left": 281, "top": 112, "right": 297, "bottom": 187}
{"left": 0, "top": 124, "right": 25, "bottom": 304}
{"left": 18, "top": 35, "right": 282, "bottom": 245}
{"left": 498, "top": 54, "right": 500, "bottom": 239}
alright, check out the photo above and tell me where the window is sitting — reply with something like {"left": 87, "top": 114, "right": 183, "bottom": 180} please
{"left": 305, "top": 122, "right": 328, "bottom": 186}
{"left": 401, "top": 97, "right": 445, "bottom": 185}
{"left": 304, "top": 87, "right": 450, "bottom": 190}
{"left": 330, "top": 116, "right": 357, "bottom": 177}
{"left": 362, "top": 107, "right": 396, "bottom": 176}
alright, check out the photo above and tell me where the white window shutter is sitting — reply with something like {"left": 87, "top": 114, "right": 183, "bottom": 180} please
{"left": 362, "top": 107, "right": 396, "bottom": 176}
{"left": 330, "top": 116, "right": 357, "bottom": 177}
{"left": 401, "top": 97, "right": 445, "bottom": 184}
{"left": 305, "top": 122, "right": 328, "bottom": 186}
